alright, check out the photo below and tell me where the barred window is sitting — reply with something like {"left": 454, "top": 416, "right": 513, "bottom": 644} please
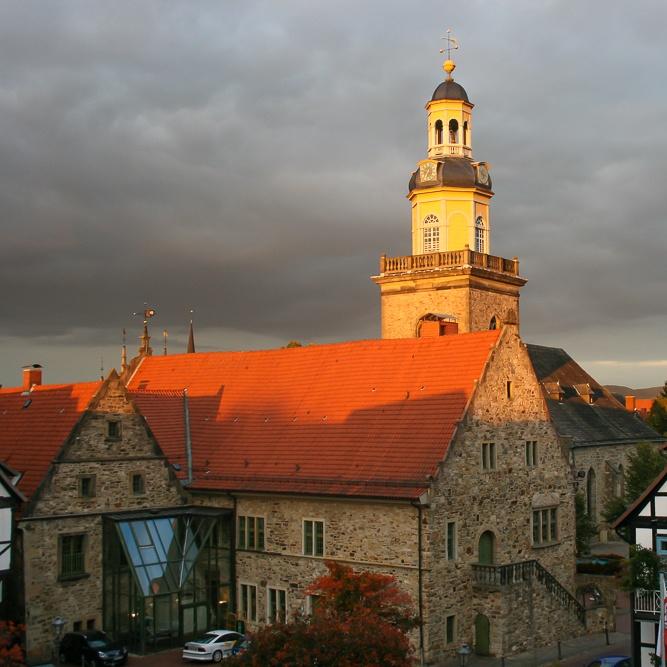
{"left": 78, "top": 475, "right": 96, "bottom": 498}
{"left": 445, "top": 521, "right": 457, "bottom": 560}
{"left": 446, "top": 614, "right": 456, "bottom": 644}
{"left": 131, "top": 473, "right": 145, "bottom": 496}
{"left": 60, "top": 534, "right": 85, "bottom": 578}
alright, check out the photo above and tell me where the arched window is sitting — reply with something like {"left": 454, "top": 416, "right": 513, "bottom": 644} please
{"left": 489, "top": 316, "right": 498, "bottom": 331}
{"left": 434, "top": 120, "right": 443, "bottom": 145}
{"left": 422, "top": 214, "right": 440, "bottom": 253}
{"left": 448, "top": 119, "right": 459, "bottom": 143}
{"left": 587, "top": 468, "right": 597, "bottom": 521}
{"left": 475, "top": 216, "right": 486, "bottom": 253}
{"left": 478, "top": 531, "right": 495, "bottom": 565}
{"left": 616, "top": 464, "right": 625, "bottom": 498}
{"left": 463, "top": 121, "right": 468, "bottom": 145}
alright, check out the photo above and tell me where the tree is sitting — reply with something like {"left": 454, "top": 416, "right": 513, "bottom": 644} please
{"left": 624, "top": 442, "right": 667, "bottom": 504}
{"left": 575, "top": 491, "right": 597, "bottom": 555}
{"left": 647, "top": 381, "right": 667, "bottom": 436}
{"left": 622, "top": 545, "right": 661, "bottom": 591}
{"left": 0, "top": 621, "right": 25, "bottom": 667}
{"left": 229, "top": 561, "right": 416, "bottom": 667}
{"left": 602, "top": 442, "right": 667, "bottom": 531}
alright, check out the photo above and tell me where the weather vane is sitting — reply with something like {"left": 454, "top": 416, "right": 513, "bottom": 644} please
{"left": 439, "top": 28, "right": 460, "bottom": 60}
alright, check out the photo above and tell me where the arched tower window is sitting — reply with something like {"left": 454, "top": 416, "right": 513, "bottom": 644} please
{"left": 423, "top": 214, "right": 440, "bottom": 253}
{"left": 434, "top": 120, "right": 443, "bottom": 145}
{"left": 489, "top": 316, "right": 498, "bottom": 331}
{"left": 448, "top": 119, "right": 459, "bottom": 144}
{"left": 463, "top": 121, "right": 468, "bottom": 145}
{"left": 475, "top": 216, "right": 486, "bottom": 253}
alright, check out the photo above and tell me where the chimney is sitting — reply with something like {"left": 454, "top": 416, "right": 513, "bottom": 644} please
{"left": 418, "top": 320, "right": 441, "bottom": 338}
{"left": 22, "top": 364, "right": 43, "bottom": 392}
{"left": 625, "top": 395, "right": 636, "bottom": 412}
{"left": 417, "top": 314, "right": 459, "bottom": 338}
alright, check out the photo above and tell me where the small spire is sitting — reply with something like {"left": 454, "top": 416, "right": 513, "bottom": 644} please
{"left": 163, "top": 329, "right": 168, "bottom": 356}
{"left": 134, "top": 305, "right": 156, "bottom": 357}
{"left": 121, "top": 328, "right": 128, "bottom": 372}
{"left": 439, "top": 28, "right": 459, "bottom": 80}
{"left": 187, "top": 311, "right": 196, "bottom": 354}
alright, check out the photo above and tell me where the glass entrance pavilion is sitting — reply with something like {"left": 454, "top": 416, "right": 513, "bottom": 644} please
{"left": 103, "top": 507, "right": 233, "bottom": 653}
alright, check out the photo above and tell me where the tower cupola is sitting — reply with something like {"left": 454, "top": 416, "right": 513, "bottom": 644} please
{"left": 371, "top": 34, "right": 526, "bottom": 338}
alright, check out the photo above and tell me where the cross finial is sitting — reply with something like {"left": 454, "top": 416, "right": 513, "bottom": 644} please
{"left": 439, "top": 29, "right": 460, "bottom": 80}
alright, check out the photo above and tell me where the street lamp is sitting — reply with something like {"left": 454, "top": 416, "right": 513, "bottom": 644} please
{"left": 52, "top": 617, "right": 66, "bottom": 666}
{"left": 457, "top": 643, "right": 472, "bottom": 667}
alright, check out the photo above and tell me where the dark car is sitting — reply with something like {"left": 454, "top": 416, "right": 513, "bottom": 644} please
{"left": 59, "top": 631, "right": 128, "bottom": 666}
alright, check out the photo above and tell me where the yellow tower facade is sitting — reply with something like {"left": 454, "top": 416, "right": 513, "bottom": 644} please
{"left": 372, "top": 57, "right": 526, "bottom": 338}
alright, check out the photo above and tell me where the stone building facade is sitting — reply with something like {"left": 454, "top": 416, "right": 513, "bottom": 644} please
{"left": 18, "top": 374, "right": 192, "bottom": 660}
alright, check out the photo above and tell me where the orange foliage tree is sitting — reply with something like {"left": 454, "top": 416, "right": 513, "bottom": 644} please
{"left": 0, "top": 621, "right": 25, "bottom": 667}
{"left": 230, "top": 561, "right": 417, "bottom": 667}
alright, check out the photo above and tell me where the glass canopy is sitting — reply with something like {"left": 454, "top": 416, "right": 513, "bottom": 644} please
{"left": 103, "top": 509, "right": 233, "bottom": 653}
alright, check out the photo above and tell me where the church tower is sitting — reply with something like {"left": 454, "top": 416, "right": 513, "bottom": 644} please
{"left": 372, "top": 46, "right": 526, "bottom": 338}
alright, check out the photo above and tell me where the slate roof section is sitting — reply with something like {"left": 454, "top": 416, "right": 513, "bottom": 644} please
{"left": 526, "top": 344, "right": 664, "bottom": 447}
{"left": 0, "top": 382, "right": 102, "bottom": 499}
{"left": 128, "top": 331, "right": 501, "bottom": 499}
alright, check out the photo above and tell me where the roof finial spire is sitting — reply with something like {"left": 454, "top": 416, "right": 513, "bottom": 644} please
{"left": 439, "top": 28, "right": 459, "bottom": 80}
{"left": 133, "top": 304, "right": 156, "bottom": 356}
{"left": 163, "top": 329, "right": 168, "bottom": 356}
{"left": 121, "top": 328, "right": 128, "bottom": 372}
{"left": 187, "top": 309, "right": 196, "bottom": 354}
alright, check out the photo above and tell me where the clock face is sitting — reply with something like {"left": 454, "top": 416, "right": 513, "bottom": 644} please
{"left": 419, "top": 162, "right": 437, "bottom": 182}
{"left": 477, "top": 165, "right": 489, "bottom": 185}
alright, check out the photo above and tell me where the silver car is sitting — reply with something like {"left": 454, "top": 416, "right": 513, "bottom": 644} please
{"left": 182, "top": 630, "right": 244, "bottom": 663}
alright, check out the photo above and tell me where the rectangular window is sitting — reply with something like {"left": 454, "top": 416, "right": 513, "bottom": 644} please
{"left": 423, "top": 226, "right": 440, "bottom": 253}
{"left": 239, "top": 583, "right": 257, "bottom": 622}
{"left": 506, "top": 381, "right": 513, "bottom": 399}
{"left": 267, "top": 587, "right": 287, "bottom": 623}
{"left": 532, "top": 508, "right": 558, "bottom": 546}
{"left": 303, "top": 520, "right": 325, "bottom": 557}
{"left": 237, "top": 516, "right": 265, "bottom": 551}
{"left": 131, "top": 473, "right": 145, "bottom": 496}
{"left": 525, "top": 441, "right": 538, "bottom": 467}
{"left": 306, "top": 594, "right": 321, "bottom": 616}
{"left": 86, "top": 619, "right": 95, "bottom": 630}
{"left": 73, "top": 621, "right": 82, "bottom": 632}
{"left": 445, "top": 615, "right": 456, "bottom": 644}
{"left": 78, "top": 475, "right": 96, "bottom": 498}
{"left": 446, "top": 521, "right": 457, "bottom": 560}
{"left": 107, "top": 420, "right": 121, "bottom": 440}
{"left": 481, "top": 442, "right": 496, "bottom": 471}
{"left": 60, "top": 534, "right": 85, "bottom": 578}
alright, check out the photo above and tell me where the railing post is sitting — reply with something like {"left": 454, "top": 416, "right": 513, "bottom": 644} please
{"left": 380, "top": 254, "right": 386, "bottom": 273}
{"left": 513, "top": 256, "right": 519, "bottom": 275}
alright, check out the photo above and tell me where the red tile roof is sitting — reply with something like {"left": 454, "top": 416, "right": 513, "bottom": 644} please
{"left": 0, "top": 382, "right": 101, "bottom": 499}
{"left": 129, "top": 331, "right": 500, "bottom": 499}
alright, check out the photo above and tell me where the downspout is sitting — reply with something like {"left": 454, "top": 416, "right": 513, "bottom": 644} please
{"left": 183, "top": 388, "right": 193, "bottom": 486}
{"left": 412, "top": 500, "right": 425, "bottom": 666}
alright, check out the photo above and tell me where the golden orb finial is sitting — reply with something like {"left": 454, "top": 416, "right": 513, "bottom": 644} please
{"left": 439, "top": 29, "right": 459, "bottom": 80}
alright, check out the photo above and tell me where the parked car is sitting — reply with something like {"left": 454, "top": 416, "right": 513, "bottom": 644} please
{"left": 585, "top": 657, "right": 632, "bottom": 667}
{"left": 59, "top": 631, "right": 128, "bottom": 666}
{"left": 182, "top": 630, "right": 245, "bottom": 662}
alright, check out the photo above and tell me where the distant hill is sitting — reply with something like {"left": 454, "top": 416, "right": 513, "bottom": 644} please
{"left": 606, "top": 385, "right": 662, "bottom": 402}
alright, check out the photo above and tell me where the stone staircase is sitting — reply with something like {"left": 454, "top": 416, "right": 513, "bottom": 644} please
{"left": 472, "top": 559, "right": 586, "bottom": 625}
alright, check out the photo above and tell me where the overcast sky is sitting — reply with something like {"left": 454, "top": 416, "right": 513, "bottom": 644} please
{"left": 0, "top": 0, "right": 665, "bottom": 389}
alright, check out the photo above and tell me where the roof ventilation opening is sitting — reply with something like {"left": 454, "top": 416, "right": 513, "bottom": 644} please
{"left": 22, "top": 364, "right": 43, "bottom": 393}
{"left": 417, "top": 313, "right": 458, "bottom": 338}
{"left": 574, "top": 383, "right": 595, "bottom": 404}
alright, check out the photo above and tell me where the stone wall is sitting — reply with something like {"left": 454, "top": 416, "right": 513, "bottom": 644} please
{"left": 424, "top": 328, "right": 579, "bottom": 663}
{"left": 376, "top": 271, "right": 521, "bottom": 338}
{"left": 20, "top": 375, "right": 185, "bottom": 661}
{"left": 195, "top": 493, "right": 421, "bottom": 630}
{"left": 572, "top": 442, "right": 662, "bottom": 541}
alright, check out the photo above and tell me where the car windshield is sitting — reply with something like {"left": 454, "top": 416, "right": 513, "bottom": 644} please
{"left": 87, "top": 636, "right": 112, "bottom": 649}
{"left": 192, "top": 634, "right": 221, "bottom": 644}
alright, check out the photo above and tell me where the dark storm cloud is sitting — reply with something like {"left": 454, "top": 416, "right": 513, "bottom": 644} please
{"left": 0, "top": 0, "right": 666, "bottom": 386}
